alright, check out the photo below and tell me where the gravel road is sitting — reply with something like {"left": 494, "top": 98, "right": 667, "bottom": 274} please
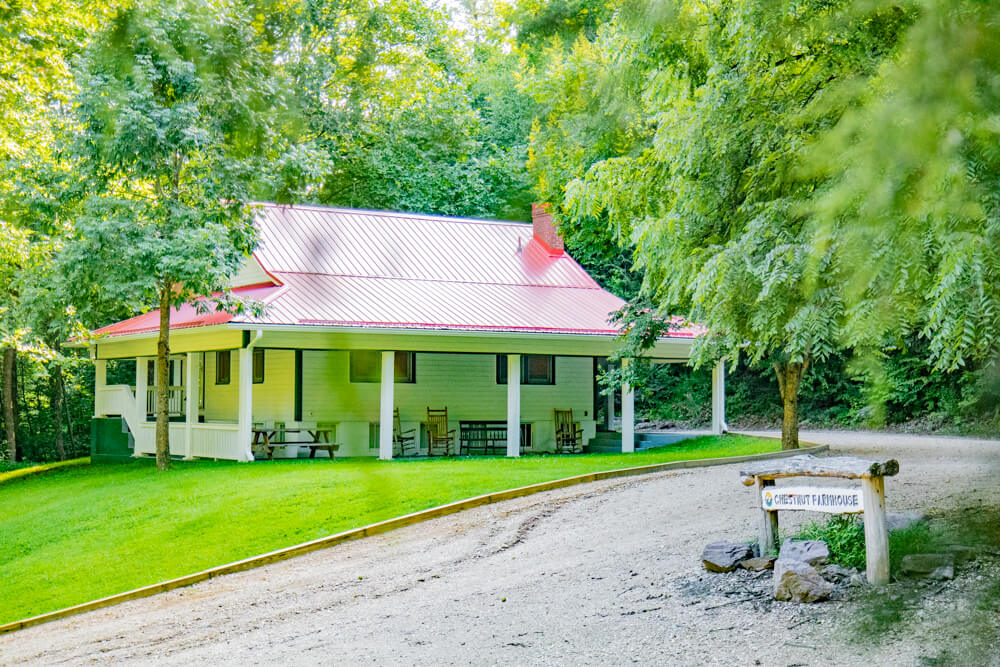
{"left": 2, "top": 431, "right": 998, "bottom": 666}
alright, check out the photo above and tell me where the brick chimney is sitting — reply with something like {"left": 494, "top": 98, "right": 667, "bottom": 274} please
{"left": 531, "top": 203, "right": 563, "bottom": 254}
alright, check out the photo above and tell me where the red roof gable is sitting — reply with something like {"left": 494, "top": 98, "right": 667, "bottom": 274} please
{"left": 93, "top": 203, "right": 699, "bottom": 339}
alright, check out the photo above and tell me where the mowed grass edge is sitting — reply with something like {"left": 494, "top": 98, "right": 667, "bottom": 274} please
{"left": 0, "top": 434, "right": 776, "bottom": 624}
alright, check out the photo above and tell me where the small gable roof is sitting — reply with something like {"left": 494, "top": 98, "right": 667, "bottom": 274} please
{"left": 94, "top": 203, "right": 698, "bottom": 339}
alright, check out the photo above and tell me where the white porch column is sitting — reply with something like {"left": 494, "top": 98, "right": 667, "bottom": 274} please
{"left": 135, "top": 357, "right": 147, "bottom": 425}
{"left": 237, "top": 348, "right": 254, "bottom": 461}
{"left": 621, "top": 358, "right": 634, "bottom": 453}
{"left": 506, "top": 354, "right": 521, "bottom": 457}
{"left": 184, "top": 352, "right": 198, "bottom": 460}
{"left": 133, "top": 357, "right": 148, "bottom": 457}
{"left": 711, "top": 358, "right": 727, "bottom": 435}
{"left": 93, "top": 359, "right": 107, "bottom": 417}
{"left": 379, "top": 350, "right": 394, "bottom": 461}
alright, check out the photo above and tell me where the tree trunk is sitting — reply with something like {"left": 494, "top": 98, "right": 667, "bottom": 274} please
{"left": 2, "top": 347, "right": 16, "bottom": 461}
{"left": 51, "top": 363, "right": 67, "bottom": 461}
{"left": 774, "top": 360, "right": 808, "bottom": 451}
{"left": 155, "top": 286, "right": 172, "bottom": 471}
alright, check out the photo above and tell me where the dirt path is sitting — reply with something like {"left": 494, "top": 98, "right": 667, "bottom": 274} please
{"left": 2, "top": 431, "right": 998, "bottom": 666}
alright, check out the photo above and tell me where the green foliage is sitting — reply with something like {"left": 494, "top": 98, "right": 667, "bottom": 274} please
{"left": 793, "top": 513, "right": 939, "bottom": 574}
{"left": 262, "top": 0, "right": 534, "bottom": 220}
{"left": 807, "top": 1, "right": 1000, "bottom": 374}
{"left": 795, "top": 514, "right": 867, "bottom": 570}
{"left": 0, "top": 434, "right": 775, "bottom": 623}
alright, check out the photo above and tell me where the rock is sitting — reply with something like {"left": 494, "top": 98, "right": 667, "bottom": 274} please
{"left": 779, "top": 539, "right": 830, "bottom": 567}
{"left": 848, "top": 573, "right": 868, "bottom": 587}
{"left": 819, "top": 563, "right": 857, "bottom": 582}
{"left": 943, "top": 545, "right": 977, "bottom": 564}
{"left": 740, "top": 556, "right": 776, "bottom": 571}
{"left": 900, "top": 553, "right": 955, "bottom": 579}
{"left": 887, "top": 511, "right": 929, "bottom": 532}
{"left": 701, "top": 541, "right": 754, "bottom": 573}
{"left": 773, "top": 558, "right": 834, "bottom": 603}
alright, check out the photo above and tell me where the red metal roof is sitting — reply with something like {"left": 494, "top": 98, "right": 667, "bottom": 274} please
{"left": 94, "top": 203, "right": 700, "bottom": 338}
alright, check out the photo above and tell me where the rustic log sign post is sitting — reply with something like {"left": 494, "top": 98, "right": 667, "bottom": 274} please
{"left": 739, "top": 455, "right": 900, "bottom": 585}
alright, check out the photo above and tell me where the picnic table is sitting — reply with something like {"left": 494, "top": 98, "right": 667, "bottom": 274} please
{"left": 252, "top": 428, "right": 339, "bottom": 460}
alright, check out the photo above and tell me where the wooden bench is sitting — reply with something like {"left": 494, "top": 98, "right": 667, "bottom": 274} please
{"left": 252, "top": 428, "right": 339, "bottom": 460}
{"left": 459, "top": 421, "right": 531, "bottom": 455}
{"left": 740, "top": 454, "right": 899, "bottom": 584}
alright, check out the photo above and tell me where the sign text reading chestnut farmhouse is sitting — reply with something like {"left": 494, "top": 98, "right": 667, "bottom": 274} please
{"left": 761, "top": 486, "right": 864, "bottom": 513}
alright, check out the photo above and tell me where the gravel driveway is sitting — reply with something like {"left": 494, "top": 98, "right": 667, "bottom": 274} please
{"left": 2, "top": 431, "right": 998, "bottom": 666}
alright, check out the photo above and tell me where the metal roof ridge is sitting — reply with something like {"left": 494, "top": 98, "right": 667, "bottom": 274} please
{"left": 251, "top": 201, "right": 531, "bottom": 228}
{"left": 267, "top": 270, "right": 608, "bottom": 292}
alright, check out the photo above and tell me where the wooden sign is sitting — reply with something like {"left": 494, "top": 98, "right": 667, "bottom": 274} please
{"left": 761, "top": 486, "right": 864, "bottom": 513}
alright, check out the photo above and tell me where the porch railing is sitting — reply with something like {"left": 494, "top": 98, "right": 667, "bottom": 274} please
{"left": 146, "top": 386, "right": 185, "bottom": 416}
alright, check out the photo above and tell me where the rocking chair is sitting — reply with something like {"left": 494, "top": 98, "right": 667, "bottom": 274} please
{"left": 393, "top": 407, "right": 419, "bottom": 457}
{"left": 426, "top": 407, "right": 456, "bottom": 456}
{"left": 554, "top": 409, "right": 584, "bottom": 454}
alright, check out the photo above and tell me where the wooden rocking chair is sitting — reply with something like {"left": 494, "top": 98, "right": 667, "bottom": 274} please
{"left": 426, "top": 407, "right": 456, "bottom": 456}
{"left": 554, "top": 409, "right": 584, "bottom": 454}
{"left": 393, "top": 407, "right": 419, "bottom": 457}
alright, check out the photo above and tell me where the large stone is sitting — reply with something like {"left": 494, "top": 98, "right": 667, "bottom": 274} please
{"left": 779, "top": 539, "right": 830, "bottom": 567}
{"left": 774, "top": 559, "right": 834, "bottom": 603}
{"left": 901, "top": 553, "right": 955, "bottom": 580}
{"left": 740, "top": 556, "right": 776, "bottom": 571}
{"left": 943, "top": 545, "right": 977, "bottom": 564}
{"left": 701, "top": 541, "right": 754, "bottom": 573}
{"left": 887, "top": 511, "right": 929, "bottom": 532}
{"left": 819, "top": 563, "right": 857, "bottom": 582}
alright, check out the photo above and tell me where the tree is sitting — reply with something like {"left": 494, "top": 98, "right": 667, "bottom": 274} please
{"left": 0, "top": 0, "right": 104, "bottom": 461}
{"left": 805, "top": 0, "right": 1000, "bottom": 378}
{"left": 528, "top": 0, "right": 911, "bottom": 448}
{"left": 62, "top": 0, "right": 276, "bottom": 471}
{"left": 257, "top": 0, "right": 533, "bottom": 220}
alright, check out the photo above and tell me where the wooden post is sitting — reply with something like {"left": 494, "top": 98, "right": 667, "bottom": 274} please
{"left": 711, "top": 358, "right": 726, "bottom": 435}
{"left": 506, "top": 354, "right": 521, "bottom": 457}
{"left": 862, "top": 476, "right": 890, "bottom": 585}
{"left": 237, "top": 348, "right": 253, "bottom": 462}
{"left": 134, "top": 357, "right": 147, "bottom": 425}
{"left": 756, "top": 477, "right": 779, "bottom": 555}
{"left": 379, "top": 350, "right": 394, "bottom": 461}
{"left": 184, "top": 352, "right": 198, "bottom": 460}
{"left": 621, "top": 358, "right": 634, "bottom": 453}
{"left": 93, "top": 359, "right": 107, "bottom": 418}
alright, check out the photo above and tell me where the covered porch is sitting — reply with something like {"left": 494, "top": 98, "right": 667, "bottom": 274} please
{"left": 91, "top": 326, "right": 726, "bottom": 462}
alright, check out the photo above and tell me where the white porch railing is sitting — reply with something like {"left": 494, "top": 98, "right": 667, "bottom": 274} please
{"left": 134, "top": 422, "right": 244, "bottom": 460}
{"left": 146, "top": 386, "right": 185, "bottom": 416}
{"left": 95, "top": 384, "right": 139, "bottom": 431}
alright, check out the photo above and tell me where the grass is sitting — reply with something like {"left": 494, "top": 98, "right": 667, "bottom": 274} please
{"left": 846, "top": 504, "right": 1000, "bottom": 659}
{"left": 0, "top": 434, "right": 776, "bottom": 625}
{"left": 792, "top": 514, "right": 942, "bottom": 572}
{"left": 0, "top": 458, "right": 90, "bottom": 485}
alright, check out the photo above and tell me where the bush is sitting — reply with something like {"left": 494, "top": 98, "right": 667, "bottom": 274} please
{"left": 793, "top": 513, "right": 941, "bottom": 573}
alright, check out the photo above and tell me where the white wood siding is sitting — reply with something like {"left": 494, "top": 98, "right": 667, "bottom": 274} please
{"left": 196, "top": 349, "right": 594, "bottom": 456}
{"left": 301, "top": 352, "right": 595, "bottom": 455}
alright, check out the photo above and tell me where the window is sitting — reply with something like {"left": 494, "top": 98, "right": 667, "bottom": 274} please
{"left": 215, "top": 350, "right": 231, "bottom": 385}
{"left": 496, "top": 355, "right": 555, "bottom": 385}
{"left": 252, "top": 348, "right": 265, "bottom": 384}
{"left": 350, "top": 351, "right": 416, "bottom": 383}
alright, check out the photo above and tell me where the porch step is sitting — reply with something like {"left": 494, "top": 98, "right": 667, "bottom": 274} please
{"left": 583, "top": 431, "right": 697, "bottom": 453}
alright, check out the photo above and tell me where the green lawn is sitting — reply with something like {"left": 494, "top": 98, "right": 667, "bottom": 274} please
{"left": 0, "top": 434, "right": 776, "bottom": 624}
